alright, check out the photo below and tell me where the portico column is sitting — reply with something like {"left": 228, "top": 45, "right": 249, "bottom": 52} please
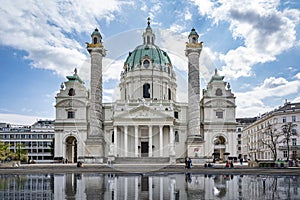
{"left": 135, "top": 126, "right": 138, "bottom": 157}
{"left": 149, "top": 125, "right": 153, "bottom": 157}
{"left": 135, "top": 177, "right": 139, "bottom": 200}
{"left": 159, "top": 125, "right": 163, "bottom": 157}
{"left": 160, "top": 177, "right": 163, "bottom": 200}
{"left": 124, "top": 177, "right": 128, "bottom": 200}
{"left": 169, "top": 126, "right": 175, "bottom": 156}
{"left": 124, "top": 126, "right": 128, "bottom": 157}
{"left": 114, "top": 126, "right": 118, "bottom": 156}
{"left": 149, "top": 177, "right": 153, "bottom": 200}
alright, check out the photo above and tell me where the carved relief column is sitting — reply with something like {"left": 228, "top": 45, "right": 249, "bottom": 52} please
{"left": 135, "top": 126, "right": 138, "bottom": 157}
{"left": 159, "top": 125, "right": 163, "bottom": 157}
{"left": 149, "top": 125, "right": 153, "bottom": 157}
{"left": 124, "top": 126, "right": 128, "bottom": 157}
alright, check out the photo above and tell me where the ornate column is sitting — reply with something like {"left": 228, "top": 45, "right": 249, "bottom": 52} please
{"left": 185, "top": 28, "right": 203, "bottom": 158}
{"left": 159, "top": 125, "right": 163, "bottom": 157}
{"left": 124, "top": 126, "right": 128, "bottom": 157}
{"left": 149, "top": 125, "right": 153, "bottom": 157}
{"left": 114, "top": 126, "right": 118, "bottom": 156}
{"left": 85, "top": 28, "right": 106, "bottom": 161}
{"left": 135, "top": 126, "right": 139, "bottom": 157}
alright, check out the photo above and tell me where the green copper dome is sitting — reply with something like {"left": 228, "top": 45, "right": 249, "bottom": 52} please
{"left": 124, "top": 44, "right": 172, "bottom": 69}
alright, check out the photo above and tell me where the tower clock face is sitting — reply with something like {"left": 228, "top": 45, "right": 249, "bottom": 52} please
{"left": 68, "top": 88, "right": 76, "bottom": 96}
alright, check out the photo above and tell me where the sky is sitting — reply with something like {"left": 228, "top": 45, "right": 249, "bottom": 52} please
{"left": 0, "top": 0, "right": 300, "bottom": 125}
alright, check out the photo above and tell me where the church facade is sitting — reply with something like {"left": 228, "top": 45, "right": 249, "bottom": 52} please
{"left": 54, "top": 20, "right": 237, "bottom": 163}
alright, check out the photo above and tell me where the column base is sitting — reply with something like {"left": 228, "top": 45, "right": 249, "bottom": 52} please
{"left": 169, "top": 155, "right": 176, "bottom": 164}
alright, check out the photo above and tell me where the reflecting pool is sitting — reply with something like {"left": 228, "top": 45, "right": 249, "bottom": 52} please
{"left": 0, "top": 173, "right": 299, "bottom": 199}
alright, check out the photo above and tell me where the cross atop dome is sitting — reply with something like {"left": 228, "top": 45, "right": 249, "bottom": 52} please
{"left": 147, "top": 17, "right": 151, "bottom": 26}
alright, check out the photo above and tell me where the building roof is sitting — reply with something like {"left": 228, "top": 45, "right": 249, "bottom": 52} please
{"left": 124, "top": 44, "right": 172, "bottom": 69}
{"left": 66, "top": 68, "right": 84, "bottom": 84}
{"left": 209, "top": 69, "right": 224, "bottom": 83}
{"left": 124, "top": 17, "right": 172, "bottom": 70}
{"left": 188, "top": 28, "right": 199, "bottom": 37}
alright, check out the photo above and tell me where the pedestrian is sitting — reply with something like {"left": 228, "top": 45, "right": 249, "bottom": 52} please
{"left": 240, "top": 158, "right": 243, "bottom": 165}
{"left": 188, "top": 158, "right": 192, "bottom": 169}
{"left": 230, "top": 160, "right": 234, "bottom": 168}
{"left": 185, "top": 157, "right": 189, "bottom": 169}
{"left": 225, "top": 161, "right": 229, "bottom": 168}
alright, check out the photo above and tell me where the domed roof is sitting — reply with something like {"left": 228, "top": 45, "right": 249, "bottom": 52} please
{"left": 124, "top": 44, "right": 172, "bottom": 69}
{"left": 91, "top": 28, "right": 101, "bottom": 37}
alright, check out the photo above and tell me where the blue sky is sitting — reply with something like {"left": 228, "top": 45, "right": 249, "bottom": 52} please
{"left": 0, "top": 0, "right": 300, "bottom": 125}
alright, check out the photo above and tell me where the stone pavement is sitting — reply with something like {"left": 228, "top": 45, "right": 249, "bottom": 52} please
{"left": 1, "top": 162, "right": 300, "bottom": 176}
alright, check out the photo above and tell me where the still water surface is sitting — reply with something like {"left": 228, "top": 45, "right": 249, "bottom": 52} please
{"left": 0, "top": 173, "right": 299, "bottom": 199}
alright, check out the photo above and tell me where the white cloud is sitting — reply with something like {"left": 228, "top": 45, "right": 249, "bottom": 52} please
{"left": 0, "top": 0, "right": 131, "bottom": 78}
{"left": 236, "top": 76, "right": 300, "bottom": 117}
{"left": 192, "top": 0, "right": 300, "bottom": 79}
{"left": 0, "top": 113, "right": 48, "bottom": 125}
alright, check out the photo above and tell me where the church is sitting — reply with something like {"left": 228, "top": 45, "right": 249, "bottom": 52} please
{"left": 54, "top": 19, "right": 237, "bottom": 164}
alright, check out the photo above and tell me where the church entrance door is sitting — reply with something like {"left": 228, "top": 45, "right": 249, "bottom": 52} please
{"left": 65, "top": 136, "right": 77, "bottom": 163}
{"left": 141, "top": 142, "right": 149, "bottom": 157}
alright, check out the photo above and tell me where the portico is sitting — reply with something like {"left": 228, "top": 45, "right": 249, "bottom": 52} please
{"left": 112, "top": 124, "right": 174, "bottom": 158}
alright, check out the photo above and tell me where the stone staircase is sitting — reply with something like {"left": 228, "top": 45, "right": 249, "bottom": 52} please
{"left": 113, "top": 157, "right": 170, "bottom": 164}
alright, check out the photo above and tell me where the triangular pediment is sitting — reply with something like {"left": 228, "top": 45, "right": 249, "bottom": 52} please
{"left": 114, "top": 105, "right": 173, "bottom": 121}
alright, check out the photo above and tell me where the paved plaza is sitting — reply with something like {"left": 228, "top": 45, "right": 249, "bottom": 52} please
{"left": 1, "top": 162, "right": 300, "bottom": 176}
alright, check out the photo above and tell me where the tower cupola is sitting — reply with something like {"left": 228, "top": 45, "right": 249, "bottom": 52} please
{"left": 91, "top": 28, "right": 102, "bottom": 44}
{"left": 188, "top": 28, "right": 199, "bottom": 44}
{"left": 143, "top": 17, "right": 155, "bottom": 45}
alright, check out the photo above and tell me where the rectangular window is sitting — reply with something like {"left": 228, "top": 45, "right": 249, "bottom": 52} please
{"left": 283, "top": 150, "right": 288, "bottom": 158}
{"left": 292, "top": 138, "right": 297, "bottom": 146}
{"left": 175, "top": 131, "right": 179, "bottom": 143}
{"left": 292, "top": 116, "right": 296, "bottom": 122}
{"left": 283, "top": 117, "right": 286, "bottom": 123}
{"left": 292, "top": 151, "right": 297, "bottom": 159}
{"left": 67, "top": 111, "right": 75, "bottom": 119}
{"left": 216, "top": 111, "right": 223, "bottom": 119}
{"left": 174, "top": 111, "right": 178, "bottom": 119}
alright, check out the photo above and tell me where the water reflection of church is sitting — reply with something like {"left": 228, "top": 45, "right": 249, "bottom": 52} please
{"left": 54, "top": 19, "right": 237, "bottom": 164}
{"left": 1, "top": 173, "right": 299, "bottom": 199}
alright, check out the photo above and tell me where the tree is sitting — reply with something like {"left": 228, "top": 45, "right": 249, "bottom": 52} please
{"left": 281, "top": 122, "right": 298, "bottom": 161}
{"left": 13, "top": 143, "right": 28, "bottom": 162}
{"left": 260, "top": 124, "right": 280, "bottom": 161}
{"left": 0, "top": 141, "right": 11, "bottom": 162}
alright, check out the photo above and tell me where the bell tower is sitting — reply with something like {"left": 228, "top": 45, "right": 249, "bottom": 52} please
{"left": 86, "top": 28, "right": 106, "bottom": 162}
{"left": 185, "top": 28, "right": 203, "bottom": 158}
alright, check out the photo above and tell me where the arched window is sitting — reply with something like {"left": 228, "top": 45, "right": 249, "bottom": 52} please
{"left": 143, "top": 83, "right": 150, "bottom": 98}
{"left": 147, "top": 36, "right": 150, "bottom": 44}
{"left": 68, "top": 88, "right": 75, "bottom": 96}
{"left": 93, "top": 37, "right": 97, "bottom": 44}
{"left": 192, "top": 37, "right": 196, "bottom": 43}
{"left": 168, "top": 88, "right": 171, "bottom": 100}
{"left": 143, "top": 60, "right": 150, "bottom": 68}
